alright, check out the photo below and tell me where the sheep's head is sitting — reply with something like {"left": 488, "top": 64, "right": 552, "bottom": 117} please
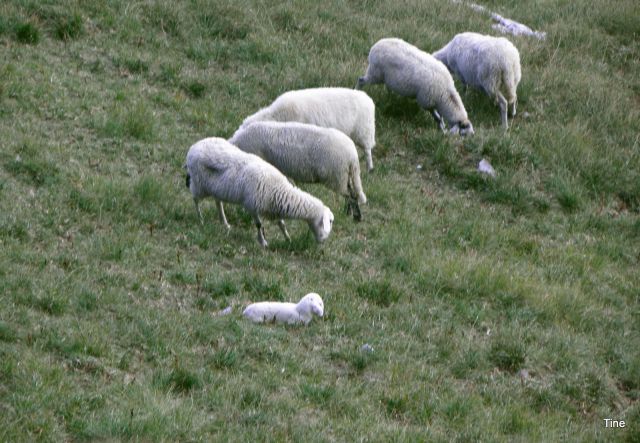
{"left": 298, "top": 293, "right": 324, "bottom": 318}
{"left": 310, "top": 206, "right": 333, "bottom": 243}
{"left": 450, "top": 120, "right": 474, "bottom": 137}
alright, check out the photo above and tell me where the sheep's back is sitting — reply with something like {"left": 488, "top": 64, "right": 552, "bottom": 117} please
{"left": 439, "top": 33, "right": 520, "bottom": 91}
{"left": 188, "top": 138, "right": 287, "bottom": 208}
{"left": 243, "top": 302, "right": 299, "bottom": 323}
{"left": 370, "top": 39, "right": 451, "bottom": 97}
{"left": 273, "top": 88, "right": 373, "bottom": 140}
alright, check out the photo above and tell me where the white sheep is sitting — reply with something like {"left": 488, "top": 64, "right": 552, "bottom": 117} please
{"left": 243, "top": 292, "right": 324, "bottom": 325}
{"left": 433, "top": 32, "right": 522, "bottom": 128}
{"left": 185, "top": 137, "right": 334, "bottom": 247}
{"left": 229, "top": 121, "right": 367, "bottom": 221}
{"left": 239, "top": 87, "right": 377, "bottom": 172}
{"left": 356, "top": 38, "right": 474, "bottom": 136}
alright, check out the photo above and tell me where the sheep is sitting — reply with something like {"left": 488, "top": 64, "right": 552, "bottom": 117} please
{"left": 243, "top": 292, "right": 324, "bottom": 325}
{"left": 185, "top": 137, "right": 334, "bottom": 247}
{"left": 356, "top": 38, "right": 474, "bottom": 136}
{"left": 229, "top": 121, "right": 367, "bottom": 222}
{"left": 433, "top": 32, "right": 521, "bottom": 128}
{"left": 239, "top": 87, "right": 377, "bottom": 172}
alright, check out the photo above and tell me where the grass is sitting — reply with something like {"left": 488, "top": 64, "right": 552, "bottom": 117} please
{"left": 1, "top": 0, "right": 639, "bottom": 441}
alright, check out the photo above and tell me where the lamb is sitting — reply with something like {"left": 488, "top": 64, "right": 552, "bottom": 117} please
{"left": 185, "top": 137, "right": 334, "bottom": 247}
{"left": 433, "top": 32, "right": 521, "bottom": 128}
{"left": 243, "top": 292, "right": 324, "bottom": 325}
{"left": 229, "top": 121, "right": 367, "bottom": 221}
{"left": 239, "top": 87, "right": 377, "bottom": 172}
{"left": 356, "top": 38, "right": 474, "bottom": 136}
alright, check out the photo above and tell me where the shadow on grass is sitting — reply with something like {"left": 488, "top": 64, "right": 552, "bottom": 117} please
{"left": 330, "top": 345, "right": 378, "bottom": 375}
{"left": 154, "top": 367, "right": 201, "bottom": 394}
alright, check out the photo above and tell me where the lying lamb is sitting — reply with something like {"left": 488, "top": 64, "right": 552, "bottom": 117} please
{"left": 239, "top": 87, "right": 377, "bottom": 172}
{"left": 229, "top": 121, "right": 367, "bottom": 221}
{"left": 243, "top": 292, "right": 324, "bottom": 325}
{"left": 185, "top": 137, "right": 334, "bottom": 247}
{"left": 356, "top": 38, "right": 474, "bottom": 136}
{"left": 433, "top": 32, "right": 522, "bottom": 128}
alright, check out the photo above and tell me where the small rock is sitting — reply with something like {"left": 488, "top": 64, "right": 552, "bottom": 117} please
{"left": 416, "top": 164, "right": 423, "bottom": 171}
{"left": 478, "top": 159, "right": 496, "bottom": 177}
{"left": 518, "top": 369, "right": 530, "bottom": 385}
{"left": 360, "top": 343, "right": 374, "bottom": 353}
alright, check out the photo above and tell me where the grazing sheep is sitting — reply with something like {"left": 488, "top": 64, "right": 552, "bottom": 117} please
{"left": 185, "top": 137, "right": 334, "bottom": 247}
{"left": 356, "top": 38, "right": 474, "bottom": 136}
{"left": 229, "top": 121, "right": 367, "bottom": 221}
{"left": 243, "top": 292, "right": 324, "bottom": 325}
{"left": 239, "top": 87, "right": 377, "bottom": 172}
{"left": 433, "top": 32, "right": 521, "bottom": 128}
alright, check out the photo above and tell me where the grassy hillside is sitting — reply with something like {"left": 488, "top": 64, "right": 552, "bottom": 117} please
{"left": 1, "top": 0, "right": 638, "bottom": 441}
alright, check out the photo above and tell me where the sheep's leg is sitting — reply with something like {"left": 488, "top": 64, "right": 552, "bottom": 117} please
{"left": 351, "top": 199, "right": 362, "bottom": 222}
{"left": 346, "top": 184, "right": 362, "bottom": 221}
{"left": 496, "top": 93, "right": 509, "bottom": 129}
{"left": 277, "top": 219, "right": 291, "bottom": 242}
{"left": 342, "top": 190, "right": 353, "bottom": 216}
{"left": 216, "top": 200, "right": 231, "bottom": 230}
{"left": 509, "top": 97, "right": 517, "bottom": 118}
{"left": 254, "top": 216, "right": 268, "bottom": 248}
{"left": 344, "top": 199, "right": 353, "bottom": 216}
{"left": 194, "top": 198, "right": 203, "bottom": 224}
{"left": 431, "top": 109, "right": 446, "bottom": 132}
{"left": 365, "top": 148, "right": 374, "bottom": 172}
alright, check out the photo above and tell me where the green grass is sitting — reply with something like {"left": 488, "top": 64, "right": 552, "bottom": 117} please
{"left": 1, "top": 0, "right": 639, "bottom": 441}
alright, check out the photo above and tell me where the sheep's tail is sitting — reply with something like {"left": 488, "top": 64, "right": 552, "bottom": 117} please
{"left": 349, "top": 162, "right": 367, "bottom": 204}
{"left": 502, "top": 62, "right": 519, "bottom": 103}
{"left": 500, "top": 68, "right": 511, "bottom": 98}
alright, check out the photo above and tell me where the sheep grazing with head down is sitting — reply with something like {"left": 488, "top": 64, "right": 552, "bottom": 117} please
{"left": 243, "top": 292, "right": 324, "bottom": 325}
{"left": 185, "top": 137, "right": 334, "bottom": 247}
{"left": 229, "top": 121, "right": 367, "bottom": 221}
{"left": 433, "top": 32, "right": 521, "bottom": 128}
{"left": 239, "top": 87, "right": 377, "bottom": 172}
{"left": 356, "top": 38, "right": 474, "bottom": 136}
